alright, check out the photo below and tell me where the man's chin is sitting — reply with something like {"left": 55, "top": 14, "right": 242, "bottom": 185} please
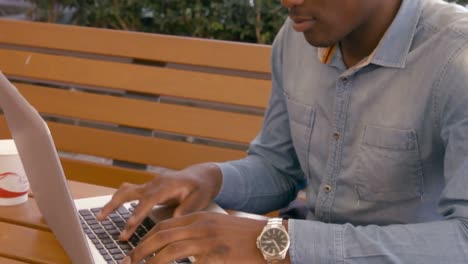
{"left": 303, "top": 33, "right": 336, "bottom": 48}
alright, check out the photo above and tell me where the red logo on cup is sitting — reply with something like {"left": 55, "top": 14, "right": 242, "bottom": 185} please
{"left": 0, "top": 172, "right": 29, "bottom": 198}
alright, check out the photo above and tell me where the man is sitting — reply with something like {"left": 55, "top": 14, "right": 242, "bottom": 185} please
{"left": 98, "top": 0, "right": 468, "bottom": 263}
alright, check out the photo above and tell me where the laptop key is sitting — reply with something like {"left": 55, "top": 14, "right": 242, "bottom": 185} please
{"left": 118, "top": 206, "right": 130, "bottom": 215}
{"left": 136, "top": 226, "right": 147, "bottom": 237}
{"left": 86, "top": 219, "right": 99, "bottom": 225}
{"left": 94, "top": 228, "right": 106, "bottom": 234}
{"left": 79, "top": 209, "right": 92, "bottom": 216}
{"left": 115, "top": 222, "right": 126, "bottom": 231}
{"left": 108, "top": 229, "right": 120, "bottom": 235}
{"left": 109, "top": 212, "right": 120, "bottom": 218}
{"left": 117, "top": 241, "right": 132, "bottom": 250}
{"left": 91, "top": 208, "right": 102, "bottom": 214}
{"left": 142, "top": 218, "right": 156, "bottom": 230}
{"left": 109, "top": 248, "right": 123, "bottom": 255}
{"left": 97, "top": 233, "right": 111, "bottom": 240}
{"left": 104, "top": 242, "right": 117, "bottom": 249}
{"left": 113, "top": 253, "right": 125, "bottom": 260}
{"left": 104, "top": 224, "right": 116, "bottom": 231}
{"left": 90, "top": 224, "right": 102, "bottom": 229}
{"left": 101, "top": 237, "right": 113, "bottom": 244}
{"left": 84, "top": 215, "right": 95, "bottom": 221}
{"left": 129, "top": 235, "right": 140, "bottom": 246}
{"left": 121, "top": 213, "right": 132, "bottom": 219}
{"left": 112, "top": 216, "right": 125, "bottom": 223}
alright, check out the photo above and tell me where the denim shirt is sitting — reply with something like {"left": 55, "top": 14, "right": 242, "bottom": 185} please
{"left": 215, "top": 0, "right": 468, "bottom": 263}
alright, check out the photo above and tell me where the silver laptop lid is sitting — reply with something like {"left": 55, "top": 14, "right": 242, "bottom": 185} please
{"left": 0, "top": 72, "right": 93, "bottom": 263}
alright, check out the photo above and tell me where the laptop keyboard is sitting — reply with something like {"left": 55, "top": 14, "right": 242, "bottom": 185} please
{"left": 79, "top": 203, "right": 192, "bottom": 264}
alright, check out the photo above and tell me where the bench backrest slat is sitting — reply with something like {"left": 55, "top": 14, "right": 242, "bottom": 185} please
{"left": 0, "top": 117, "right": 246, "bottom": 169}
{"left": 14, "top": 83, "right": 263, "bottom": 144}
{"left": 0, "top": 19, "right": 271, "bottom": 74}
{"left": 0, "top": 121, "right": 154, "bottom": 187}
{"left": 0, "top": 20, "right": 272, "bottom": 187}
{"left": 0, "top": 49, "right": 271, "bottom": 108}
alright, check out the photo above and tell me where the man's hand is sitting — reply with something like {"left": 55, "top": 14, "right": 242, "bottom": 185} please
{"left": 122, "top": 212, "right": 268, "bottom": 264}
{"left": 96, "top": 163, "right": 223, "bottom": 240}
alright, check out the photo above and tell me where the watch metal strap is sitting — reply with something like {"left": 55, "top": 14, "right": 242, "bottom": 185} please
{"left": 266, "top": 218, "right": 287, "bottom": 264}
{"left": 268, "top": 218, "right": 283, "bottom": 227}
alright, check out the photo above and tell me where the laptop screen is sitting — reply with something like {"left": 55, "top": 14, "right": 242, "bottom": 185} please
{"left": 0, "top": 72, "right": 93, "bottom": 263}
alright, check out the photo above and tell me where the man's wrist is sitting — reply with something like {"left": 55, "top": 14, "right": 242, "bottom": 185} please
{"left": 186, "top": 162, "right": 223, "bottom": 199}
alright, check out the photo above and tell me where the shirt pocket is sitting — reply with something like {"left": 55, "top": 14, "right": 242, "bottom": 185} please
{"left": 355, "top": 125, "right": 424, "bottom": 202}
{"left": 285, "top": 95, "right": 316, "bottom": 177}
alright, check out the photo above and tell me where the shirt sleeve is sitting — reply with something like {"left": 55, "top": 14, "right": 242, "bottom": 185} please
{"left": 214, "top": 22, "right": 307, "bottom": 214}
{"left": 288, "top": 44, "right": 468, "bottom": 264}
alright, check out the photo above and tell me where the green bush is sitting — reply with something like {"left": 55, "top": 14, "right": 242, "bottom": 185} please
{"left": 27, "top": 0, "right": 287, "bottom": 44}
{"left": 27, "top": 0, "right": 467, "bottom": 45}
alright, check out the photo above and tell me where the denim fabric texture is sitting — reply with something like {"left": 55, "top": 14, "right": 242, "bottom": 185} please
{"left": 215, "top": 0, "right": 468, "bottom": 262}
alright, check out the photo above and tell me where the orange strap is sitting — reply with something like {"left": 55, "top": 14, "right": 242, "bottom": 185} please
{"left": 321, "top": 45, "right": 337, "bottom": 64}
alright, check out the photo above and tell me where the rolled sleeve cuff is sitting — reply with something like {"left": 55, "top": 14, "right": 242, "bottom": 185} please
{"left": 213, "top": 162, "right": 247, "bottom": 209}
{"left": 289, "top": 219, "right": 344, "bottom": 264}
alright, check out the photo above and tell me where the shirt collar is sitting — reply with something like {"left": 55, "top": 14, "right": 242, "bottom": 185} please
{"left": 318, "top": 0, "right": 424, "bottom": 69}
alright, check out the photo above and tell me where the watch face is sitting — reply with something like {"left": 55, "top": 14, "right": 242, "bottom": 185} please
{"left": 259, "top": 227, "right": 290, "bottom": 256}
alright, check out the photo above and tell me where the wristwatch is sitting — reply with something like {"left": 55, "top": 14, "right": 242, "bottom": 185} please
{"left": 256, "top": 218, "right": 290, "bottom": 263}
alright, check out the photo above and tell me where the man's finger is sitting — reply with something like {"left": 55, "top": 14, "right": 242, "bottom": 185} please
{"left": 120, "top": 199, "right": 156, "bottom": 240}
{"left": 147, "top": 239, "right": 202, "bottom": 264}
{"left": 97, "top": 182, "right": 140, "bottom": 221}
{"left": 140, "top": 213, "right": 197, "bottom": 243}
{"left": 142, "top": 211, "right": 216, "bottom": 243}
{"left": 129, "top": 226, "right": 203, "bottom": 264}
{"left": 121, "top": 185, "right": 190, "bottom": 240}
{"left": 173, "top": 192, "right": 209, "bottom": 218}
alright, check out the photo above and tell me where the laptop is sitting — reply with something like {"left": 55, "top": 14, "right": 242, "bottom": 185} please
{"left": 0, "top": 72, "right": 227, "bottom": 264}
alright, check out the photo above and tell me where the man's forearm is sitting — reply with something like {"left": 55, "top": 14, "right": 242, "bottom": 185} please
{"left": 288, "top": 218, "right": 468, "bottom": 263}
{"left": 214, "top": 155, "right": 305, "bottom": 214}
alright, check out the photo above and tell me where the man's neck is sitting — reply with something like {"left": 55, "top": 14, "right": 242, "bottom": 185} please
{"left": 340, "top": 0, "right": 403, "bottom": 68}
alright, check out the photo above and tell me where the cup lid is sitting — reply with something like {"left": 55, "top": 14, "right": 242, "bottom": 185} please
{"left": 0, "top": 139, "right": 18, "bottom": 156}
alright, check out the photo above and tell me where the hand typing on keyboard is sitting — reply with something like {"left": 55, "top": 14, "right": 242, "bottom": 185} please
{"left": 96, "top": 163, "right": 223, "bottom": 241}
{"left": 95, "top": 163, "right": 276, "bottom": 264}
{"left": 122, "top": 212, "right": 268, "bottom": 264}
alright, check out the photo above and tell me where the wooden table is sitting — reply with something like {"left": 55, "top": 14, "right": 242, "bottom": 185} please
{"left": 0, "top": 181, "right": 267, "bottom": 263}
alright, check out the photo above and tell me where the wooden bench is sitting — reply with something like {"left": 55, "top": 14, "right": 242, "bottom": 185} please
{"left": 0, "top": 19, "right": 272, "bottom": 189}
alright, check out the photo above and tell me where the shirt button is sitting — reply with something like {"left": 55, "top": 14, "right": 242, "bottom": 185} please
{"left": 341, "top": 77, "right": 349, "bottom": 84}
{"left": 324, "top": 185, "right": 332, "bottom": 193}
{"left": 333, "top": 132, "right": 340, "bottom": 140}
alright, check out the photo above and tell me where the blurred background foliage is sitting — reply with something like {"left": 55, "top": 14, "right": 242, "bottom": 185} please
{"left": 27, "top": 0, "right": 286, "bottom": 44}
{"left": 26, "top": 0, "right": 468, "bottom": 45}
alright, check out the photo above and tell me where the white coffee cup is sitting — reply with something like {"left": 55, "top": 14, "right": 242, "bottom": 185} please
{"left": 0, "top": 139, "right": 29, "bottom": 206}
